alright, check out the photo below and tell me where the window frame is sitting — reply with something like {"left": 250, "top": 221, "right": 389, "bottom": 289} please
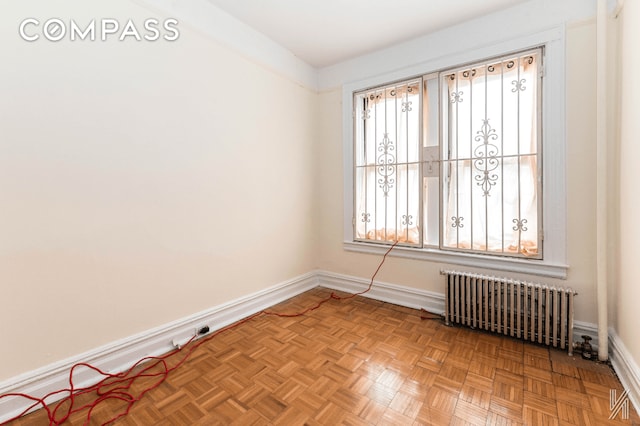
{"left": 353, "top": 77, "right": 424, "bottom": 247}
{"left": 342, "top": 28, "right": 568, "bottom": 279}
{"left": 438, "top": 47, "right": 543, "bottom": 259}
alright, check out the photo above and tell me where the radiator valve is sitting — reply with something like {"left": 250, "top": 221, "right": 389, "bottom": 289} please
{"left": 581, "top": 335, "right": 593, "bottom": 360}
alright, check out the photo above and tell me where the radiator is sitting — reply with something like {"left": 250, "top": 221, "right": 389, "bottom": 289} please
{"left": 441, "top": 270, "right": 577, "bottom": 355}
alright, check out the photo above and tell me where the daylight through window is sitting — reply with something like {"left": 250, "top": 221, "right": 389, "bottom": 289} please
{"left": 353, "top": 48, "right": 542, "bottom": 259}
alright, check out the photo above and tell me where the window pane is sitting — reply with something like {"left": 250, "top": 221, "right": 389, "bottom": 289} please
{"left": 441, "top": 49, "right": 541, "bottom": 258}
{"left": 354, "top": 79, "right": 421, "bottom": 246}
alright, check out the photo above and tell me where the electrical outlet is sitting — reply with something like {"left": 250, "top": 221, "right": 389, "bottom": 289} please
{"left": 195, "top": 325, "right": 210, "bottom": 338}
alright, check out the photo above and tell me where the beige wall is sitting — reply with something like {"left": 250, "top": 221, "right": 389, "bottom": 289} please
{"left": 1, "top": 0, "right": 624, "bottom": 386}
{"left": 316, "top": 22, "right": 600, "bottom": 325}
{"left": 616, "top": 0, "right": 640, "bottom": 365}
{"left": 564, "top": 21, "right": 599, "bottom": 324}
{"left": 0, "top": 0, "right": 318, "bottom": 380}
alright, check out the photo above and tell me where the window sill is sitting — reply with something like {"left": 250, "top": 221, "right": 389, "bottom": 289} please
{"left": 343, "top": 241, "right": 568, "bottom": 279}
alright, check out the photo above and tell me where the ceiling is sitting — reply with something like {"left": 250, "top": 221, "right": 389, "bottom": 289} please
{"left": 207, "top": 0, "right": 529, "bottom": 68}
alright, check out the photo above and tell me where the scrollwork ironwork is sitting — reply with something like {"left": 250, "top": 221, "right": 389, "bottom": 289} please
{"left": 511, "top": 78, "right": 526, "bottom": 92}
{"left": 377, "top": 132, "right": 396, "bottom": 197}
{"left": 473, "top": 119, "right": 500, "bottom": 196}
{"left": 512, "top": 218, "right": 528, "bottom": 232}
{"left": 451, "top": 216, "right": 464, "bottom": 228}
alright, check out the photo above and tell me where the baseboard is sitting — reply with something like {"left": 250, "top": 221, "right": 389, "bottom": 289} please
{"left": 609, "top": 327, "right": 640, "bottom": 416}
{"left": 316, "top": 270, "right": 445, "bottom": 315}
{"left": 0, "top": 268, "right": 610, "bottom": 423}
{"left": 0, "top": 272, "right": 319, "bottom": 424}
{"left": 317, "top": 270, "right": 597, "bottom": 346}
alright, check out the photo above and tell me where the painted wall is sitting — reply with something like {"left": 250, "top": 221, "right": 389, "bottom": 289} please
{"left": 0, "top": 0, "right": 618, "bottom": 390}
{"left": 316, "top": 22, "right": 600, "bottom": 325}
{"left": 616, "top": 0, "right": 640, "bottom": 370}
{"left": 0, "top": 0, "right": 318, "bottom": 381}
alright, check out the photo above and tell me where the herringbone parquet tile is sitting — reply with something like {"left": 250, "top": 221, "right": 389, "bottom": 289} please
{"left": 8, "top": 288, "right": 640, "bottom": 425}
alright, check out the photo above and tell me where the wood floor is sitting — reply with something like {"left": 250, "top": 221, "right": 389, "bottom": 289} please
{"left": 9, "top": 288, "right": 640, "bottom": 425}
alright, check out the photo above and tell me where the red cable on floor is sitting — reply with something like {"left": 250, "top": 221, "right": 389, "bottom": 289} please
{"left": 0, "top": 241, "right": 399, "bottom": 425}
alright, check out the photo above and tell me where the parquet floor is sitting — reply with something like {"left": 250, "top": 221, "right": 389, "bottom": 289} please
{"left": 9, "top": 288, "right": 640, "bottom": 425}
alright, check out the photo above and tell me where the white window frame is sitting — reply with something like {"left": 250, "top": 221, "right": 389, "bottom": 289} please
{"left": 342, "top": 28, "right": 568, "bottom": 279}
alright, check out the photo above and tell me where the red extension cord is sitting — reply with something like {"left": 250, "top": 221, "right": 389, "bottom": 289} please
{"left": 0, "top": 241, "right": 399, "bottom": 425}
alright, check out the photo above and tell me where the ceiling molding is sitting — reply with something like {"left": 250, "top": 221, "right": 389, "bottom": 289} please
{"left": 317, "top": 0, "right": 597, "bottom": 90}
{"left": 134, "top": 0, "right": 319, "bottom": 91}
{"left": 134, "top": 0, "right": 597, "bottom": 93}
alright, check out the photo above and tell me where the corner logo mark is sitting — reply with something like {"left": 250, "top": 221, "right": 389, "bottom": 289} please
{"left": 609, "top": 389, "right": 630, "bottom": 420}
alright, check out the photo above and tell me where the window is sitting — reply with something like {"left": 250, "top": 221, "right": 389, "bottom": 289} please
{"left": 354, "top": 79, "right": 422, "bottom": 245}
{"left": 353, "top": 48, "right": 543, "bottom": 259}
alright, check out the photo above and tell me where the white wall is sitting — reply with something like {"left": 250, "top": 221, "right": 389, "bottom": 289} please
{"left": 0, "top": 0, "right": 318, "bottom": 381}
{"left": 616, "top": 0, "right": 640, "bottom": 371}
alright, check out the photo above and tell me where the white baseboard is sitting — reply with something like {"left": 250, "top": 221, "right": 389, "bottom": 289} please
{"left": 318, "top": 269, "right": 599, "bottom": 345}
{"left": 0, "top": 269, "right": 444, "bottom": 422}
{"left": 0, "top": 268, "right": 626, "bottom": 423}
{"left": 0, "top": 272, "right": 318, "bottom": 424}
{"left": 316, "top": 270, "right": 445, "bottom": 315}
{"left": 317, "top": 270, "right": 638, "bottom": 417}
{"left": 609, "top": 327, "right": 640, "bottom": 416}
